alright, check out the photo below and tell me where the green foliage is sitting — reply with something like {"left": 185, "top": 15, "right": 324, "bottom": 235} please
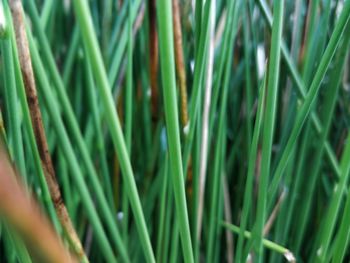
{"left": 1, "top": 0, "right": 350, "bottom": 262}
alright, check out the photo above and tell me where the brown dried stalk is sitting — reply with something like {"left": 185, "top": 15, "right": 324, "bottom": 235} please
{"left": 0, "top": 142, "right": 76, "bottom": 263}
{"left": 172, "top": 0, "right": 195, "bottom": 211}
{"left": 9, "top": 1, "right": 87, "bottom": 261}
{"left": 299, "top": 0, "right": 312, "bottom": 64}
{"left": 263, "top": 189, "right": 287, "bottom": 236}
{"left": 149, "top": 0, "right": 159, "bottom": 120}
{"left": 172, "top": 0, "right": 189, "bottom": 128}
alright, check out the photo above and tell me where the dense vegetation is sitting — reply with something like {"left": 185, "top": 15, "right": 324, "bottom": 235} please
{"left": 0, "top": 0, "right": 350, "bottom": 262}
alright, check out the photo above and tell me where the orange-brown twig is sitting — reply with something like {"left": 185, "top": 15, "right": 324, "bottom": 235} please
{"left": 263, "top": 189, "right": 287, "bottom": 236}
{"left": 9, "top": 1, "right": 86, "bottom": 261}
{"left": 172, "top": 0, "right": 194, "bottom": 213}
{"left": 0, "top": 142, "right": 77, "bottom": 263}
{"left": 172, "top": 0, "right": 189, "bottom": 129}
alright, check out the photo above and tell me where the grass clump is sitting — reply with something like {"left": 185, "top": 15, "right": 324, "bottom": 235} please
{"left": 0, "top": 0, "right": 350, "bottom": 262}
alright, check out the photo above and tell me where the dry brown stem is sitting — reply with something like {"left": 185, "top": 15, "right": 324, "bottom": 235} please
{"left": 172, "top": 0, "right": 189, "bottom": 128}
{"left": 9, "top": 0, "right": 87, "bottom": 261}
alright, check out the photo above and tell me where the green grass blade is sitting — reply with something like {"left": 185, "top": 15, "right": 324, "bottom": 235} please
{"left": 253, "top": 1, "right": 284, "bottom": 260}
{"left": 269, "top": 0, "right": 350, "bottom": 200}
{"left": 237, "top": 74, "right": 267, "bottom": 262}
{"left": 223, "top": 222, "right": 295, "bottom": 261}
{"left": 332, "top": 163, "right": 350, "bottom": 262}
{"left": 1, "top": 30, "right": 26, "bottom": 178}
{"left": 71, "top": 0, "right": 155, "bottom": 262}
{"left": 156, "top": 0, "right": 194, "bottom": 262}
{"left": 258, "top": 0, "right": 341, "bottom": 176}
{"left": 315, "top": 130, "right": 350, "bottom": 262}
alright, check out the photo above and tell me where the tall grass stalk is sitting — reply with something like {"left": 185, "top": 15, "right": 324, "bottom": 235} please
{"left": 253, "top": 1, "right": 284, "bottom": 261}
{"left": 71, "top": 0, "right": 155, "bottom": 262}
{"left": 157, "top": 0, "right": 194, "bottom": 262}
